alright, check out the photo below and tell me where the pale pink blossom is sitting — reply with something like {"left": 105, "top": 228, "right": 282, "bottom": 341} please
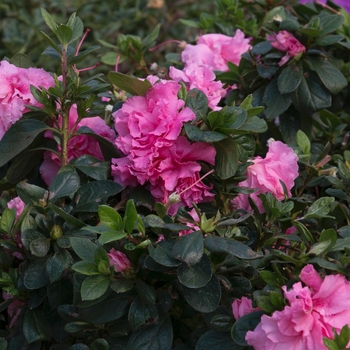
{"left": 231, "top": 140, "right": 298, "bottom": 213}
{"left": 246, "top": 264, "right": 350, "bottom": 349}
{"left": 0, "top": 60, "right": 54, "bottom": 139}
{"left": 169, "top": 63, "right": 226, "bottom": 110}
{"left": 7, "top": 197, "right": 25, "bottom": 220}
{"left": 111, "top": 80, "right": 216, "bottom": 214}
{"left": 181, "top": 30, "right": 251, "bottom": 71}
{"left": 268, "top": 30, "right": 306, "bottom": 66}
{"left": 232, "top": 297, "right": 260, "bottom": 320}
{"left": 108, "top": 248, "right": 131, "bottom": 272}
{"left": 40, "top": 105, "right": 115, "bottom": 184}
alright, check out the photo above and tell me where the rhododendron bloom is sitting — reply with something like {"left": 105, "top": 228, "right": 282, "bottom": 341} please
{"left": 169, "top": 63, "right": 226, "bottom": 110}
{"left": 268, "top": 30, "right": 306, "bottom": 66}
{"left": 0, "top": 60, "right": 54, "bottom": 139}
{"left": 246, "top": 264, "right": 350, "bottom": 349}
{"left": 108, "top": 248, "right": 131, "bottom": 272}
{"left": 232, "top": 297, "right": 260, "bottom": 320}
{"left": 7, "top": 196, "right": 25, "bottom": 220}
{"left": 111, "top": 80, "right": 216, "bottom": 214}
{"left": 40, "top": 105, "right": 115, "bottom": 184}
{"left": 232, "top": 140, "right": 298, "bottom": 213}
{"left": 181, "top": 30, "right": 251, "bottom": 71}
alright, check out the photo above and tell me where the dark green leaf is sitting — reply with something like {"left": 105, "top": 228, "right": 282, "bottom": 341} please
{"left": 181, "top": 275, "right": 221, "bottom": 313}
{"left": 301, "top": 197, "right": 335, "bottom": 219}
{"left": 56, "top": 25, "right": 73, "bottom": 45}
{"left": 70, "top": 155, "right": 109, "bottom": 180}
{"left": 49, "top": 166, "right": 80, "bottom": 200}
{"left": 135, "top": 280, "right": 156, "bottom": 305}
{"left": 90, "top": 339, "right": 109, "bottom": 350}
{"left": 318, "top": 14, "right": 344, "bottom": 35}
{"left": 315, "top": 34, "right": 344, "bottom": 46}
{"left": 108, "top": 72, "right": 152, "bottom": 96}
{"left": 128, "top": 296, "right": 158, "bottom": 331}
{"left": 177, "top": 254, "right": 212, "bottom": 288}
{"left": 172, "top": 231, "right": 204, "bottom": 265}
{"left": 196, "top": 330, "right": 243, "bottom": 350}
{"left": 70, "top": 237, "right": 98, "bottom": 263}
{"left": 81, "top": 275, "right": 110, "bottom": 301}
{"left": 48, "top": 203, "right": 85, "bottom": 227}
{"left": 184, "top": 123, "right": 227, "bottom": 143}
{"left": 0, "top": 119, "right": 48, "bottom": 167}
{"left": 46, "top": 249, "right": 72, "bottom": 283}
{"left": 23, "top": 258, "right": 49, "bottom": 289}
{"left": 124, "top": 199, "right": 138, "bottom": 234}
{"left": 71, "top": 261, "right": 99, "bottom": 275}
{"left": 23, "top": 309, "right": 52, "bottom": 344}
{"left": 0, "top": 208, "right": 15, "bottom": 234}
{"left": 278, "top": 62, "right": 303, "bottom": 94}
{"left": 225, "top": 240, "right": 263, "bottom": 260}
{"left": 185, "top": 88, "right": 208, "bottom": 121}
{"left": 215, "top": 137, "right": 239, "bottom": 179}
{"left": 30, "top": 238, "right": 50, "bottom": 257}
{"left": 10, "top": 53, "right": 33, "bottom": 68}
{"left": 148, "top": 241, "right": 180, "bottom": 267}
{"left": 41, "top": 8, "right": 58, "bottom": 33}
{"left": 98, "top": 205, "right": 123, "bottom": 230}
{"left": 142, "top": 24, "right": 161, "bottom": 48}
{"left": 231, "top": 311, "right": 264, "bottom": 346}
{"left": 127, "top": 315, "right": 173, "bottom": 350}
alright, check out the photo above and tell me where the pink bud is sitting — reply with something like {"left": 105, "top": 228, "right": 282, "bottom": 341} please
{"left": 107, "top": 248, "right": 131, "bottom": 273}
{"left": 299, "top": 264, "right": 323, "bottom": 293}
{"left": 232, "top": 296, "right": 255, "bottom": 320}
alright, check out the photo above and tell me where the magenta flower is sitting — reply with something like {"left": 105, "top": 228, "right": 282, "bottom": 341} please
{"left": 181, "top": 30, "right": 251, "bottom": 72}
{"left": 268, "top": 30, "right": 306, "bottom": 66}
{"left": 107, "top": 248, "right": 131, "bottom": 273}
{"left": 246, "top": 264, "right": 350, "bottom": 349}
{"left": 0, "top": 60, "right": 54, "bottom": 139}
{"left": 111, "top": 80, "right": 216, "bottom": 214}
{"left": 7, "top": 197, "right": 25, "bottom": 220}
{"left": 40, "top": 105, "right": 116, "bottom": 184}
{"left": 232, "top": 297, "right": 260, "bottom": 320}
{"left": 169, "top": 63, "right": 226, "bottom": 110}
{"left": 300, "top": 0, "right": 350, "bottom": 13}
{"left": 231, "top": 140, "right": 299, "bottom": 213}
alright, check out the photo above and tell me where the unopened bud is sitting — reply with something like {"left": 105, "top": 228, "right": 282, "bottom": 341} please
{"left": 50, "top": 225, "right": 63, "bottom": 240}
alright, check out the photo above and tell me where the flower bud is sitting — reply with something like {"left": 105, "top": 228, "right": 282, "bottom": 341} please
{"left": 107, "top": 248, "right": 131, "bottom": 273}
{"left": 50, "top": 225, "right": 63, "bottom": 240}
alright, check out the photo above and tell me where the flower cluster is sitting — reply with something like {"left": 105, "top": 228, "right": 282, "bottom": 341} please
{"left": 111, "top": 79, "right": 216, "bottom": 214}
{"left": 268, "top": 30, "right": 306, "bottom": 66}
{"left": 246, "top": 264, "right": 350, "bottom": 349}
{"left": 0, "top": 60, "right": 54, "bottom": 139}
{"left": 231, "top": 140, "right": 299, "bottom": 213}
{"left": 40, "top": 105, "right": 116, "bottom": 184}
{"left": 181, "top": 31, "right": 251, "bottom": 72}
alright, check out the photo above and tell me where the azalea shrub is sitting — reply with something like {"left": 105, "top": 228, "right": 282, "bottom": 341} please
{"left": 2, "top": 1, "right": 350, "bottom": 350}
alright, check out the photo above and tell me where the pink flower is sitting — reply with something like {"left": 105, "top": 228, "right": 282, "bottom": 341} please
{"left": 107, "top": 248, "right": 131, "bottom": 272}
{"left": 7, "top": 197, "right": 25, "bottom": 220}
{"left": 300, "top": 0, "right": 350, "bottom": 13}
{"left": 181, "top": 30, "right": 251, "bottom": 71}
{"left": 246, "top": 264, "right": 350, "bottom": 349}
{"left": 0, "top": 60, "right": 54, "bottom": 139}
{"left": 111, "top": 80, "right": 216, "bottom": 214}
{"left": 268, "top": 30, "right": 306, "bottom": 66}
{"left": 178, "top": 208, "right": 200, "bottom": 236}
{"left": 169, "top": 63, "right": 226, "bottom": 110}
{"left": 40, "top": 105, "right": 116, "bottom": 184}
{"left": 2, "top": 293, "right": 25, "bottom": 328}
{"left": 232, "top": 297, "right": 260, "bottom": 320}
{"left": 231, "top": 140, "right": 298, "bottom": 213}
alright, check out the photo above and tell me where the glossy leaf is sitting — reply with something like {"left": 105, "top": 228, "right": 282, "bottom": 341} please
{"left": 172, "top": 230, "right": 204, "bottom": 265}
{"left": 80, "top": 275, "right": 110, "bottom": 301}
{"left": 108, "top": 72, "right": 152, "bottom": 96}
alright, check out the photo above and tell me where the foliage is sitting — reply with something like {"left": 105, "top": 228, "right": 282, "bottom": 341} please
{"left": 1, "top": 0, "right": 350, "bottom": 349}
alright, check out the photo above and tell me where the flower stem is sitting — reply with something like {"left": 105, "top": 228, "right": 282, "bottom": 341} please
{"left": 60, "top": 45, "right": 69, "bottom": 167}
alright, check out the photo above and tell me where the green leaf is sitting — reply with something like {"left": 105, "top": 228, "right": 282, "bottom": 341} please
{"left": 318, "top": 13, "right": 344, "bottom": 35}
{"left": 111, "top": 279, "right": 134, "bottom": 293}
{"left": 135, "top": 280, "right": 156, "bottom": 305}
{"left": 128, "top": 315, "right": 173, "bottom": 350}
{"left": 231, "top": 311, "right": 265, "bottom": 346}
{"left": 124, "top": 199, "right": 138, "bottom": 234}
{"left": 301, "top": 197, "right": 335, "bottom": 219}
{"left": 278, "top": 62, "right": 303, "bottom": 94}
{"left": 308, "top": 240, "right": 332, "bottom": 256}
{"left": 280, "top": 18, "right": 300, "bottom": 31}
{"left": 184, "top": 123, "right": 227, "bottom": 143}
{"left": 128, "top": 296, "right": 159, "bottom": 331}
{"left": 48, "top": 203, "right": 85, "bottom": 227}
{"left": 196, "top": 330, "right": 243, "bottom": 350}
{"left": 148, "top": 241, "right": 180, "bottom": 267}
{"left": 291, "top": 73, "right": 331, "bottom": 114}
{"left": 71, "top": 261, "right": 100, "bottom": 275}
{"left": 172, "top": 231, "right": 204, "bottom": 265}
{"left": 177, "top": 254, "right": 213, "bottom": 288}
{"left": 29, "top": 238, "right": 50, "bottom": 257}
{"left": 263, "top": 79, "right": 291, "bottom": 120}
{"left": 214, "top": 137, "right": 239, "bottom": 179}
{"left": 142, "top": 24, "right": 161, "bottom": 48}
{"left": 225, "top": 239, "right": 263, "bottom": 260}
{"left": 0, "top": 208, "right": 15, "bottom": 234}
{"left": 90, "top": 339, "right": 109, "bottom": 350}
{"left": 74, "top": 180, "right": 124, "bottom": 212}
{"left": 70, "top": 155, "right": 109, "bottom": 180}
{"left": 23, "top": 309, "right": 52, "bottom": 344}
{"left": 49, "top": 165, "right": 80, "bottom": 201}
{"left": 259, "top": 270, "right": 281, "bottom": 288}
{"left": 185, "top": 88, "right": 208, "bottom": 121}
{"left": 315, "top": 34, "right": 344, "bottom": 46}
{"left": 23, "top": 259, "right": 49, "bottom": 289}
{"left": 70, "top": 237, "right": 98, "bottom": 263}
{"left": 0, "top": 120, "right": 48, "bottom": 167}
{"left": 296, "top": 129, "right": 311, "bottom": 154}
{"left": 68, "top": 46, "right": 101, "bottom": 65}
{"left": 70, "top": 16, "right": 84, "bottom": 43}
{"left": 56, "top": 25, "right": 73, "bottom": 46}
{"left": 46, "top": 248, "right": 72, "bottom": 283}
{"left": 81, "top": 275, "right": 110, "bottom": 301}
{"left": 181, "top": 275, "right": 221, "bottom": 313}
{"left": 10, "top": 53, "right": 34, "bottom": 68}
{"left": 16, "top": 181, "right": 47, "bottom": 206}
{"left": 98, "top": 230, "right": 127, "bottom": 245}
{"left": 108, "top": 72, "right": 152, "bottom": 96}
{"left": 98, "top": 205, "right": 123, "bottom": 230}
{"left": 319, "top": 228, "right": 337, "bottom": 253}
{"left": 40, "top": 31, "right": 61, "bottom": 53}
{"left": 41, "top": 8, "right": 58, "bottom": 33}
